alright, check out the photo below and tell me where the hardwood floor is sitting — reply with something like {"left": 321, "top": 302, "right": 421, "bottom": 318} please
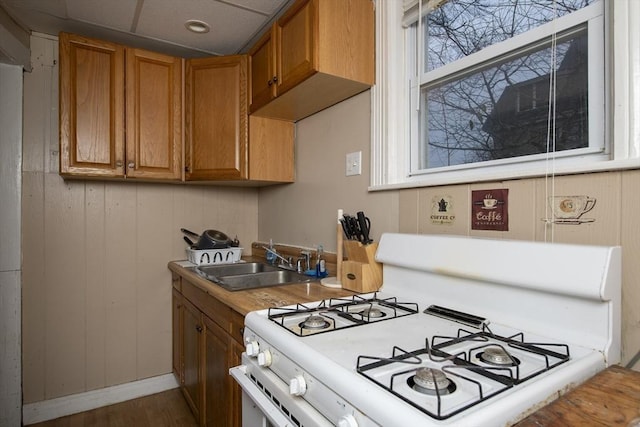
{"left": 28, "top": 388, "right": 198, "bottom": 427}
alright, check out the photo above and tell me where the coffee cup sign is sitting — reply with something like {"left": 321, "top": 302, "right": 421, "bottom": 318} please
{"left": 483, "top": 196, "right": 498, "bottom": 209}
{"left": 472, "top": 189, "right": 508, "bottom": 231}
{"left": 551, "top": 196, "right": 596, "bottom": 220}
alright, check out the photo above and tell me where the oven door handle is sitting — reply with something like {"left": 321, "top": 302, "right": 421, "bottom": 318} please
{"left": 230, "top": 365, "right": 293, "bottom": 427}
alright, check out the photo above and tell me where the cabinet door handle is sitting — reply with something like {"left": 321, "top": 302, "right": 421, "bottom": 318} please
{"left": 116, "top": 160, "right": 123, "bottom": 167}
{"left": 196, "top": 325, "right": 203, "bottom": 333}
{"left": 128, "top": 162, "right": 134, "bottom": 169}
{"left": 268, "top": 78, "right": 273, "bottom": 86}
{"left": 273, "top": 76, "right": 278, "bottom": 83}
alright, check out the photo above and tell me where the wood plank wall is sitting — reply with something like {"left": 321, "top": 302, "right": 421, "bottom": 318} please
{"left": 21, "top": 34, "right": 259, "bottom": 403}
{"left": 398, "top": 170, "right": 640, "bottom": 369}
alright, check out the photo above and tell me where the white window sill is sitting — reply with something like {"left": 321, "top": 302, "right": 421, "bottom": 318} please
{"left": 368, "top": 157, "right": 640, "bottom": 191}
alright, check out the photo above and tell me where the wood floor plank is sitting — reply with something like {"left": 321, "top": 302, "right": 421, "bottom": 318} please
{"left": 28, "top": 388, "right": 198, "bottom": 427}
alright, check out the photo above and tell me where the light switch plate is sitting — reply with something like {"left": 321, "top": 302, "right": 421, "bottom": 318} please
{"left": 346, "top": 151, "right": 362, "bottom": 176}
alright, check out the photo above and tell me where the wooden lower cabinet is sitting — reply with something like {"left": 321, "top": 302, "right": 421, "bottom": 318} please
{"left": 204, "top": 316, "right": 242, "bottom": 427}
{"left": 182, "top": 298, "right": 203, "bottom": 421}
{"left": 173, "top": 278, "right": 243, "bottom": 426}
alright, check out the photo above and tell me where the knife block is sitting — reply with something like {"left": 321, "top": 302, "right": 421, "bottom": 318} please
{"left": 341, "top": 241, "right": 382, "bottom": 293}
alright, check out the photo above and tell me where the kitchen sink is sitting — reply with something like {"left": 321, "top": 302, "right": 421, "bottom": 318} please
{"left": 192, "top": 262, "right": 314, "bottom": 291}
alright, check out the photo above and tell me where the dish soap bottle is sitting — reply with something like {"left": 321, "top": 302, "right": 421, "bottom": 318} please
{"left": 315, "top": 244, "right": 327, "bottom": 278}
{"left": 266, "top": 239, "right": 277, "bottom": 265}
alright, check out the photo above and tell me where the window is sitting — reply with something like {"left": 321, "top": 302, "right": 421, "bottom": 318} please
{"left": 371, "top": 0, "right": 640, "bottom": 189}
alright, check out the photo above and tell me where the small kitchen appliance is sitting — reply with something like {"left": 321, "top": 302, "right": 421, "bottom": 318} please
{"left": 231, "top": 233, "right": 621, "bottom": 426}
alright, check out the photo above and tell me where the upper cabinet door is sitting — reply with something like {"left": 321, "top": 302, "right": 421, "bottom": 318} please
{"left": 125, "top": 48, "right": 182, "bottom": 180}
{"left": 276, "top": 0, "right": 317, "bottom": 96}
{"left": 185, "top": 55, "right": 248, "bottom": 181}
{"left": 59, "top": 32, "right": 125, "bottom": 177}
{"left": 248, "top": 29, "right": 277, "bottom": 112}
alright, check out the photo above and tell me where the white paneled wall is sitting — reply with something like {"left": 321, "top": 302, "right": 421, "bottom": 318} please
{"left": 0, "top": 63, "right": 23, "bottom": 426}
{"left": 21, "top": 34, "right": 259, "bottom": 405}
{"left": 399, "top": 171, "right": 640, "bottom": 370}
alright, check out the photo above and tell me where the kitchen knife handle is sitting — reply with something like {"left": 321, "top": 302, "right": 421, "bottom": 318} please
{"left": 356, "top": 211, "right": 372, "bottom": 244}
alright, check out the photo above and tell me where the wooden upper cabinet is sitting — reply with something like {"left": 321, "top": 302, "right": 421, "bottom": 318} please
{"left": 59, "top": 32, "right": 125, "bottom": 177}
{"left": 60, "top": 32, "right": 294, "bottom": 185}
{"left": 125, "top": 48, "right": 182, "bottom": 180}
{"left": 248, "top": 0, "right": 375, "bottom": 121}
{"left": 186, "top": 56, "right": 294, "bottom": 184}
{"left": 59, "top": 32, "right": 182, "bottom": 180}
{"left": 185, "top": 55, "right": 248, "bottom": 181}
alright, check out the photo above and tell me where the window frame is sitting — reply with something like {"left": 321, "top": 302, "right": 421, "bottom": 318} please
{"left": 370, "top": 0, "right": 640, "bottom": 190}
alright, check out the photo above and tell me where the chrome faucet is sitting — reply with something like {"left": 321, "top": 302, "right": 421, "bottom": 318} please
{"left": 296, "top": 250, "right": 311, "bottom": 274}
{"left": 262, "top": 246, "right": 296, "bottom": 270}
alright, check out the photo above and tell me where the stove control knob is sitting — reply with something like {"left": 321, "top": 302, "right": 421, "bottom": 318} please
{"left": 246, "top": 340, "right": 260, "bottom": 357}
{"left": 257, "top": 350, "right": 272, "bottom": 367}
{"left": 337, "top": 414, "right": 358, "bottom": 427}
{"left": 289, "top": 375, "right": 307, "bottom": 396}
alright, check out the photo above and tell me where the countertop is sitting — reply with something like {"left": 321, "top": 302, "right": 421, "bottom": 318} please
{"left": 516, "top": 365, "right": 640, "bottom": 426}
{"left": 168, "top": 259, "right": 356, "bottom": 316}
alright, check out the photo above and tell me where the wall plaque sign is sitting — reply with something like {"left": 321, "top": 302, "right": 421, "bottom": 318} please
{"left": 430, "top": 195, "right": 455, "bottom": 225}
{"left": 546, "top": 195, "right": 596, "bottom": 225}
{"left": 472, "top": 189, "right": 509, "bottom": 231}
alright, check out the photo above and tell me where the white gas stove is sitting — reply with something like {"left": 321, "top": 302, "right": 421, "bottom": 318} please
{"left": 230, "top": 233, "right": 621, "bottom": 427}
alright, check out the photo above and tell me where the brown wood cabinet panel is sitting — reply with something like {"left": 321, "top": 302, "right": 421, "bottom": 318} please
{"left": 172, "top": 288, "right": 183, "bottom": 384}
{"left": 181, "top": 298, "right": 203, "bottom": 423}
{"left": 59, "top": 32, "right": 125, "bottom": 177}
{"left": 249, "top": 116, "right": 294, "bottom": 183}
{"left": 59, "top": 33, "right": 182, "bottom": 181}
{"left": 125, "top": 48, "right": 182, "bottom": 180}
{"left": 276, "top": 0, "right": 316, "bottom": 95}
{"left": 248, "top": 30, "right": 277, "bottom": 110}
{"left": 185, "top": 55, "right": 248, "bottom": 181}
{"left": 203, "top": 316, "right": 236, "bottom": 427}
{"left": 248, "top": 0, "right": 374, "bottom": 121}
{"left": 174, "top": 278, "right": 244, "bottom": 426}
{"left": 181, "top": 277, "right": 233, "bottom": 332}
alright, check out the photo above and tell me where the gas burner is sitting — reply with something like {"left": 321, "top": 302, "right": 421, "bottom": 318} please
{"left": 358, "top": 307, "right": 385, "bottom": 318}
{"left": 409, "top": 368, "right": 457, "bottom": 395}
{"left": 479, "top": 346, "right": 519, "bottom": 366}
{"left": 300, "top": 315, "right": 331, "bottom": 330}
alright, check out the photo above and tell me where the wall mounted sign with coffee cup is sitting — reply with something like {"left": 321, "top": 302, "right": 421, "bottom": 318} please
{"left": 471, "top": 189, "right": 509, "bottom": 231}
{"left": 430, "top": 195, "right": 455, "bottom": 225}
{"left": 545, "top": 195, "right": 597, "bottom": 224}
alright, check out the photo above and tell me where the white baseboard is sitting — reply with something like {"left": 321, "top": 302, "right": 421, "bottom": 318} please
{"left": 22, "top": 373, "right": 179, "bottom": 425}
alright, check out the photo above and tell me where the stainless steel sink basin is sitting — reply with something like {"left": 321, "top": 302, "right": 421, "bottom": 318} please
{"left": 192, "top": 262, "right": 314, "bottom": 291}
{"left": 196, "top": 262, "right": 279, "bottom": 277}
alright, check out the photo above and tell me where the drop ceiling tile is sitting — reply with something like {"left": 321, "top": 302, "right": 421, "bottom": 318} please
{"left": 65, "top": 0, "right": 138, "bottom": 32}
{"left": 0, "top": 0, "right": 67, "bottom": 18}
{"left": 230, "top": 0, "right": 288, "bottom": 15}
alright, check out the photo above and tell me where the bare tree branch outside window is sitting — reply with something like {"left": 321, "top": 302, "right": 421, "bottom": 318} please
{"left": 419, "top": 0, "right": 592, "bottom": 169}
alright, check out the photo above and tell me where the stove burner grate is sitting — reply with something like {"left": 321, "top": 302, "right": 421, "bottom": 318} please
{"left": 357, "top": 327, "right": 571, "bottom": 420}
{"left": 267, "top": 293, "right": 418, "bottom": 337}
{"left": 357, "top": 343, "right": 513, "bottom": 420}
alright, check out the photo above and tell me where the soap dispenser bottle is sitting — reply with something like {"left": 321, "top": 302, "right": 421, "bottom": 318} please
{"left": 266, "top": 239, "right": 277, "bottom": 265}
{"left": 315, "top": 245, "right": 327, "bottom": 277}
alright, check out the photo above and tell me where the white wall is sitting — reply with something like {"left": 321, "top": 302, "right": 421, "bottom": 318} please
{"left": 0, "top": 62, "right": 23, "bottom": 427}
